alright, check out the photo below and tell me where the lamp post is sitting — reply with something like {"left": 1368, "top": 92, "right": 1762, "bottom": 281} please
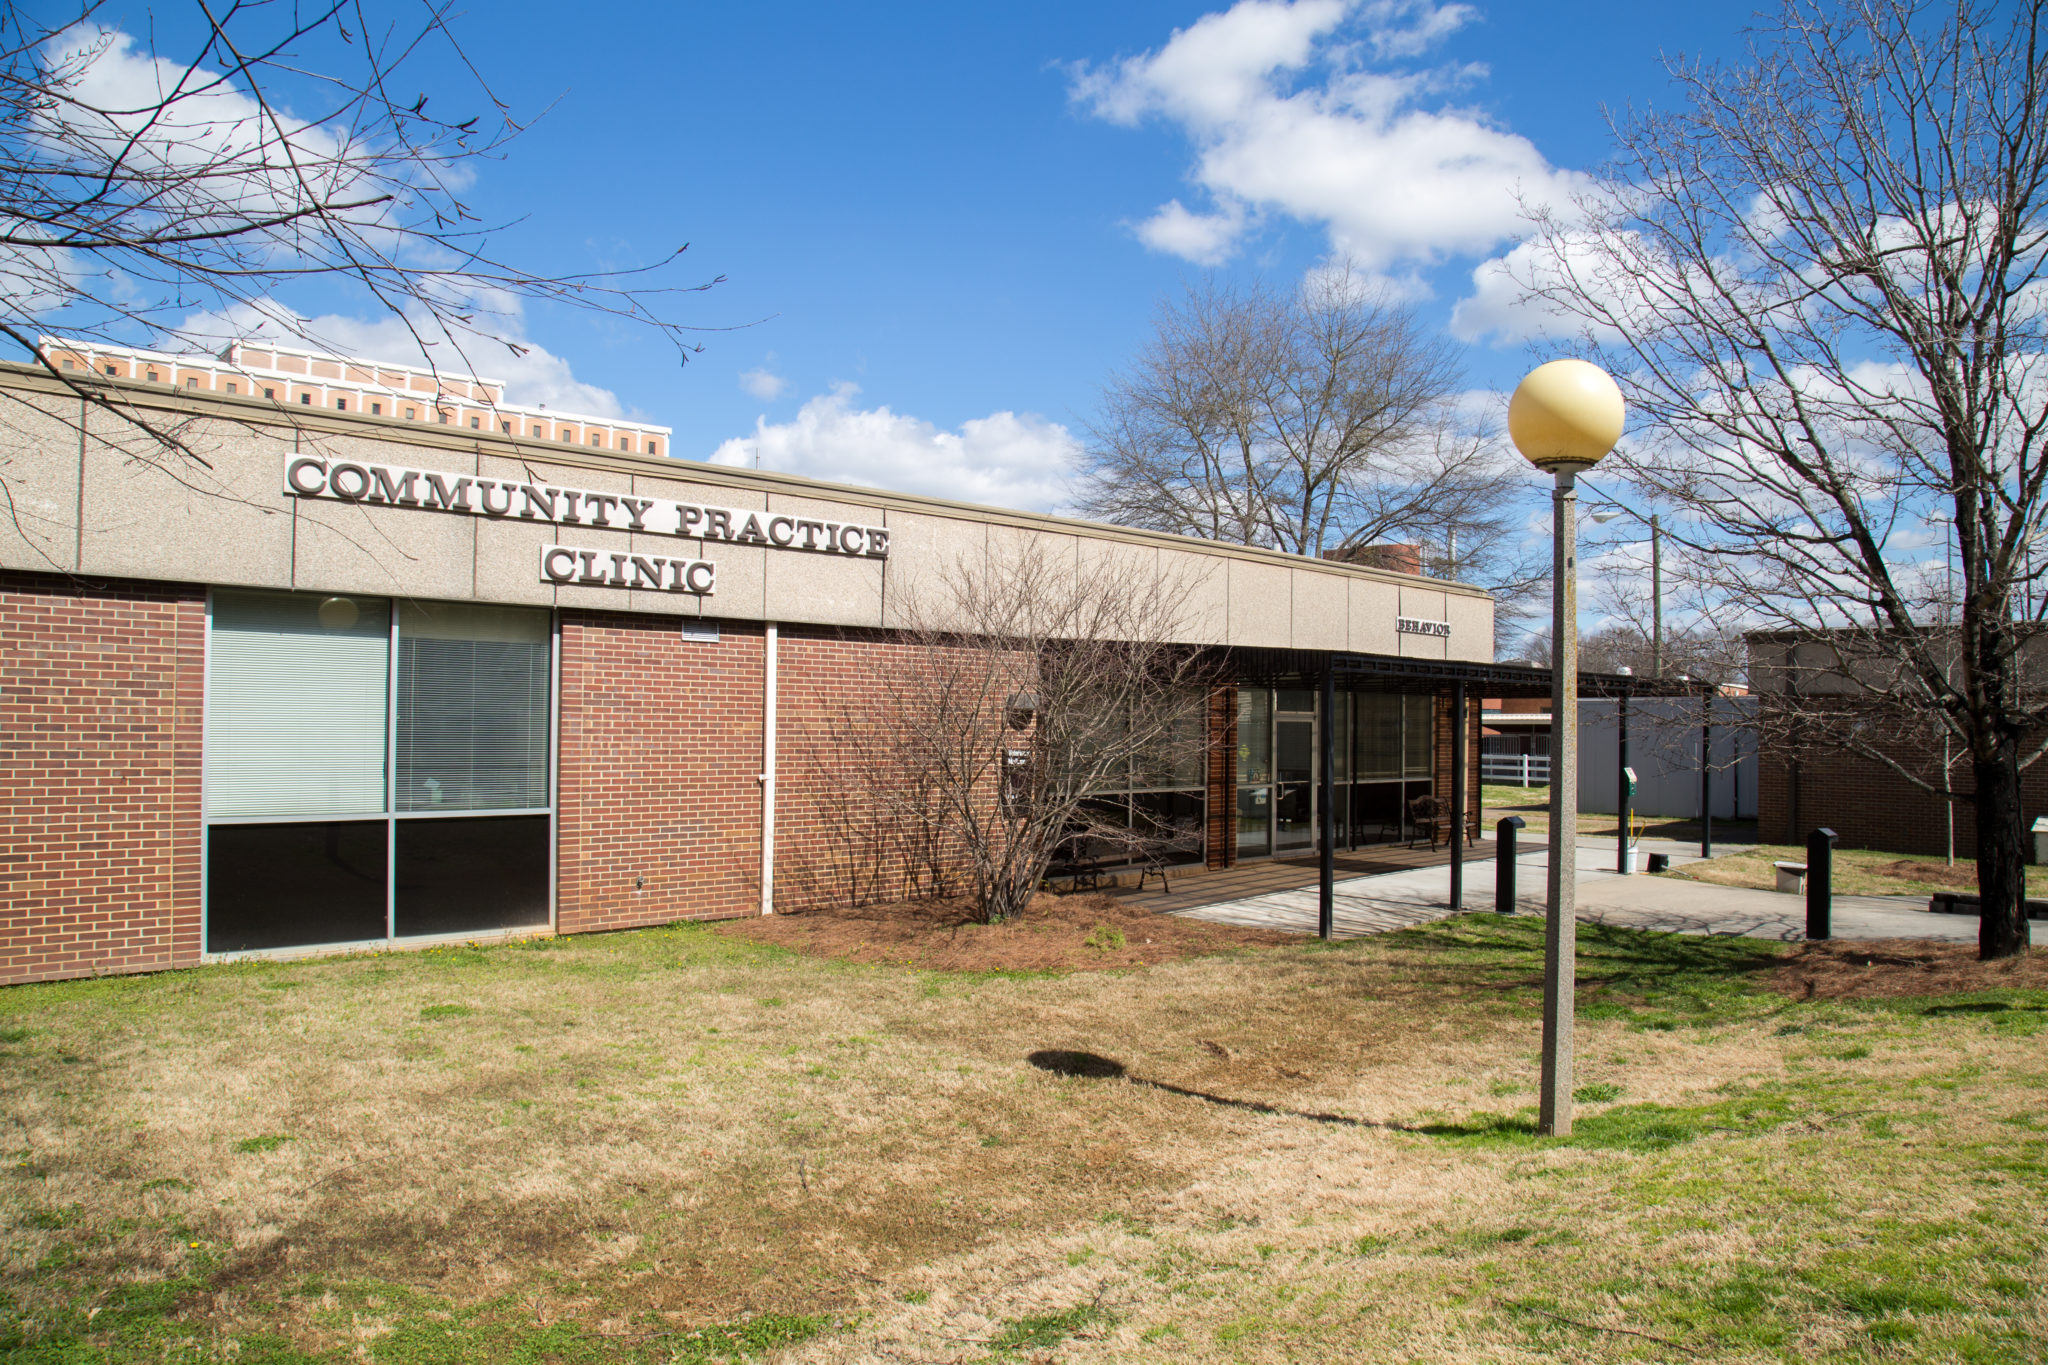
{"left": 1589, "top": 507, "right": 1661, "bottom": 677}
{"left": 1509, "top": 359, "right": 1625, "bottom": 1139}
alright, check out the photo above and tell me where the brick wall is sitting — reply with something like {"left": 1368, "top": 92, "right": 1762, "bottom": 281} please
{"left": 1207, "top": 686, "right": 1237, "bottom": 869}
{"left": 0, "top": 572, "right": 203, "bottom": 985}
{"left": 1757, "top": 714, "right": 2048, "bottom": 857}
{"left": 771, "top": 626, "right": 963, "bottom": 912}
{"left": 1434, "top": 693, "right": 1483, "bottom": 842}
{"left": 555, "top": 611, "right": 765, "bottom": 932}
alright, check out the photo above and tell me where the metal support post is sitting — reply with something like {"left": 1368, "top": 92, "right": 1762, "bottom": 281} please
{"left": 1496, "top": 816, "right": 1525, "bottom": 913}
{"left": 1806, "top": 827, "right": 1837, "bottom": 940}
{"left": 1451, "top": 680, "right": 1467, "bottom": 910}
{"left": 1701, "top": 697, "right": 1714, "bottom": 860}
{"left": 1617, "top": 694, "right": 1631, "bottom": 875}
{"left": 1318, "top": 667, "right": 1336, "bottom": 940}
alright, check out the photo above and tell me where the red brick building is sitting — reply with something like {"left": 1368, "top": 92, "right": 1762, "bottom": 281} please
{"left": 2, "top": 346, "right": 1504, "bottom": 986}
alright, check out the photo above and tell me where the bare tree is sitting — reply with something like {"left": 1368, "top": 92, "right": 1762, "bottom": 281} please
{"left": 850, "top": 550, "right": 1211, "bottom": 924}
{"left": 0, "top": 2, "right": 716, "bottom": 457}
{"left": 1077, "top": 264, "right": 1514, "bottom": 560}
{"left": 1517, "top": 0, "right": 2048, "bottom": 957}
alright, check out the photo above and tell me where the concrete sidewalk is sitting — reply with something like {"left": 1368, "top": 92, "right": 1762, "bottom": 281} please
{"left": 1172, "top": 837, "right": 1979, "bottom": 943}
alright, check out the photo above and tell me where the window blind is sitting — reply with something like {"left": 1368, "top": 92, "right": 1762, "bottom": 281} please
{"left": 206, "top": 593, "right": 391, "bottom": 817}
{"left": 396, "top": 602, "right": 550, "bottom": 812}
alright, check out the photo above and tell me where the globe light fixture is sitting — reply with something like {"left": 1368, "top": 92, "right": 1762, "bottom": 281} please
{"left": 1509, "top": 359, "right": 1624, "bottom": 1138}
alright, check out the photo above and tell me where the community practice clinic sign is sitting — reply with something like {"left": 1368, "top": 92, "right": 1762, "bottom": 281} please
{"left": 285, "top": 455, "right": 889, "bottom": 597}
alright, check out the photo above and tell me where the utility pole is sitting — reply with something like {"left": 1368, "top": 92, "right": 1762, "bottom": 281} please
{"left": 1650, "top": 513, "right": 1662, "bottom": 678}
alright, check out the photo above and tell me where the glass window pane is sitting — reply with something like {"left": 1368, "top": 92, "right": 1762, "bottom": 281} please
{"left": 396, "top": 603, "right": 550, "bottom": 812}
{"left": 1357, "top": 695, "right": 1402, "bottom": 779}
{"left": 1237, "top": 689, "right": 1272, "bottom": 785}
{"left": 1274, "top": 783, "right": 1314, "bottom": 852}
{"left": 206, "top": 821, "right": 388, "bottom": 952}
{"left": 1133, "top": 791, "right": 1205, "bottom": 865}
{"left": 1405, "top": 695, "right": 1435, "bottom": 776}
{"left": 1276, "top": 717, "right": 1314, "bottom": 784}
{"left": 394, "top": 815, "right": 550, "bottom": 938}
{"left": 1134, "top": 691, "right": 1206, "bottom": 790}
{"left": 207, "top": 592, "right": 390, "bottom": 817}
{"left": 1236, "top": 785, "right": 1271, "bottom": 857}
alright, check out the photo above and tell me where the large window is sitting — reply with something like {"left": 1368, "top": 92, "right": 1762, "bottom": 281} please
{"left": 1062, "top": 690, "right": 1209, "bottom": 869}
{"left": 1236, "top": 688, "right": 1435, "bottom": 858}
{"left": 204, "top": 592, "right": 553, "bottom": 954}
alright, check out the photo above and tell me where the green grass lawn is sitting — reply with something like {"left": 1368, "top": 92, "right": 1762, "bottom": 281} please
{"left": 3, "top": 918, "right": 2045, "bottom": 1362}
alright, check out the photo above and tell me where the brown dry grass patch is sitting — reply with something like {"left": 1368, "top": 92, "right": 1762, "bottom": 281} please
{"left": 6, "top": 915, "right": 2047, "bottom": 1362}
{"left": 713, "top": 890, "right": 1295, "bottom": 971}
{"left": 1768, "top": 936, "right": 2048, "bottom": 999}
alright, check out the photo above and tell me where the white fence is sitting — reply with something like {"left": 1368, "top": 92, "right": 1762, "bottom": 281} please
{"left": 1482, "top": 753, "right": 1551, "bottom": 786}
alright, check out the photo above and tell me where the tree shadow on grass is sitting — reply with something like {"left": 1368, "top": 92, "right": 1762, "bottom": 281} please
{"left": 1025, "top": 1050, "right": 1382, "bottom": 1129}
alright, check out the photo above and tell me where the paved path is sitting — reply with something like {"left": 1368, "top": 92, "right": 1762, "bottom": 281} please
{"left": 1172, "top": 837, "right": 1979, "bottom": 943}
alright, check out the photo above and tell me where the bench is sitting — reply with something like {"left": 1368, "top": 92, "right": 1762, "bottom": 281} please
{"left": 1773, "top": 861, "right": 1807, "bottom": 894}
{"left": 1928, "top": 892, "right": 2048, "bottom": 920}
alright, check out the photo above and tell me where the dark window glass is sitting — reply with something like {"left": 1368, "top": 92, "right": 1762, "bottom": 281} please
{"left": 1276, "top": 716, "right": 1314, "bottom": 784}
{"left": 1237, "top": 785, "right": 1271, "bottom": 857}
{"left": 394, "top": 816, "right": 550, "bottom": 938}
{"left": 1274, "top": 783, "right": 1314, "bottom": 851}
{"left": 1132, "top": 791, "right": 1205, "bottom": 865}
{"left": 207, "top": 821, "right": 388, "bottom": 952}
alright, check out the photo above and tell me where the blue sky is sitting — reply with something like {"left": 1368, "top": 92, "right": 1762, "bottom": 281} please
{"left": 68, "top": 0, "right": 1751, "bottom": 515}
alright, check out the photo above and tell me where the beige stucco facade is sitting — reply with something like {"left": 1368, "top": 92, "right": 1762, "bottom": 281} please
{"left": 0, "top": 365, "right": 1495, "bottom": 656}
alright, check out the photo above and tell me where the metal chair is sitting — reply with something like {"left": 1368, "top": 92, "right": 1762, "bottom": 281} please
{"left": 1407, "top": 795, "right": 1447, "bottom": 851}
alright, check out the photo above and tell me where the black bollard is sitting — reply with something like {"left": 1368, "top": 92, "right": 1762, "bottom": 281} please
{"left": 1806, "top": 827, "right": 1838, "bottom": 940}
{"left": 1496, "top": 815, "right": 1526, "bottom": 914}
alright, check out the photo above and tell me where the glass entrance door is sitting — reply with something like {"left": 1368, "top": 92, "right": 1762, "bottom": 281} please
{"left": 1274, "top": 713, "right": 1316, "bottom": 853}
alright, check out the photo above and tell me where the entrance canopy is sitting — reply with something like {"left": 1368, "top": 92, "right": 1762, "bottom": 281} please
{"left": 1215, "top": 647, "right": 1717, "bottom": 699}
{"left": 1206, "top": 646, "right": 1719, "bottom": 939}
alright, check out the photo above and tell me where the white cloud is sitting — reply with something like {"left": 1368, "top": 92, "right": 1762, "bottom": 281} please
{"left": 739, "top": 365, "right": 788, "bottom": 401}
{"left": 708, "top": 383, "right": 1080, "bottom": 512}
{"left": 1071, "top": 0, "right": 1582, "bottom": 271}
{"left": 1134, "top": 199, "right": 1250, "bottom": 265}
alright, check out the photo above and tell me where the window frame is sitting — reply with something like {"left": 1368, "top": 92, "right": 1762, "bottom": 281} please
{"left": 199, "top": 590, "right": 559, "bottom": 959}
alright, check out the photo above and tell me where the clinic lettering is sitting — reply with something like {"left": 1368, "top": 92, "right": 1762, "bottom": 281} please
{"left": 540, "top": 545, "right": 716, "bottom": 595}
{"left": 285, "top": 456, "right": 890, "bottom": 559}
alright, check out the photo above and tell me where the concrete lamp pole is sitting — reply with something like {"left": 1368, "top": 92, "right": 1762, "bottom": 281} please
{"left": 1509, "top": 359, "right": 1625, "bottom": 1139}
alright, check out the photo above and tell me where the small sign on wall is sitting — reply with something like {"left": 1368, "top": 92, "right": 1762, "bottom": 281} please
{"left": 1397, "top": 616, "right": 1451, "bottom": 638}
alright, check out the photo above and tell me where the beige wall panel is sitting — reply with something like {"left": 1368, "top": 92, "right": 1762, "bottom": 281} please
{"left": 764, "top": 552, "right": 883, "bottom": 626}
{"left": 1396, "top": 585, "right": 1450, "bottom": 660}
{"left": 702, "top": 541, "right": 766, "bottom": 621}
{"left": 292, "top": 445, "right": 476, "bottom": 599}
{"left": 879, "top": 511, "right": 985, "bottom": 629}
{"left": 0, "top": 393, "right": 80, "bottom": 573}
{"left": 759, "top": 489, "right": 886, "bottom": 626}
{"left": 984, "top": 522, "right": 1079, "bottom": 589}
{"left": 1444, "top": 591, "right": 1495, "bottom": 662}
{"left": 1227, "top": 559, "right": 1293, "bottom": 648}
{"left": 80, "top": 417, "right": 292, "bottom": 587}
{"left": 1399, "top": 585, "right": 1450, "bottom": 624}
{"left": 1348, "top": 578, "right": 1401, "bottom": 656}
{"left": 1153, "top": 546, "right": 1228, "bottom": 645}
{"left": 1288, "top": 569, "right": 1349, "bottom": 652}
{"left": 474, "top": 453, "right": 558, "bottom": 607}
